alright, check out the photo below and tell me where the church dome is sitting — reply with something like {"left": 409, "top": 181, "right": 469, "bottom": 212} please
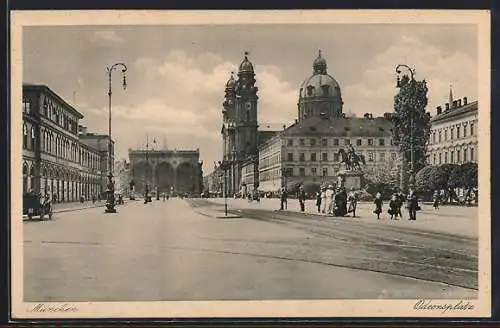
{"left": 300, "top": 50, "right": 341, "bottom": 98}
{"left": 299, "top": 72, "right": 341, "bottom": 98}
{"left": 238, "top": 52, "right": 254, "bottom": 74}
{"left": 225, "top": 73, "right": 236, "bottom": 89}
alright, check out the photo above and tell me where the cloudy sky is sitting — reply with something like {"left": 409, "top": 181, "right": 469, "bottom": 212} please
{"left": 23, "top": 23, "right": 477, "bottom": 171}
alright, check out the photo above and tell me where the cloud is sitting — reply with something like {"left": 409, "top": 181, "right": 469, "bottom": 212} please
{"left": 88, "top": 49, "right": 297, "bottom": 168}
{"left": 91, "top": 31, "right": 124, "bottom": 44}
{"left": 342, "top": 36, "right": 477, "bottom": 117}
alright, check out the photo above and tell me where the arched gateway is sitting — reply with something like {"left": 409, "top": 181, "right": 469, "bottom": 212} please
{"left": 128, "top": 148, "right": 203, "bottom": 196}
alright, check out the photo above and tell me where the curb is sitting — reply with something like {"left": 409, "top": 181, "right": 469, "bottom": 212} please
{"left": 53, "top": 204, "right": 107, "bottom": 214}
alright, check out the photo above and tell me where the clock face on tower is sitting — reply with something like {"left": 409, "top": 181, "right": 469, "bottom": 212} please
{"left": 245, "top": 102, "right": 252, "bottom": 110}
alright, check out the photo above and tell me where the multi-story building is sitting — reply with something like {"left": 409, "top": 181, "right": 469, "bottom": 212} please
{"left": 22, "top": 83, "right": 113, "bottom": 203}
{"left": 240, "top": 155, "right": 259, "bottom": 195}
{"left": 257, "top": 115, "right": 399, "bottom": 193}
{"left": 427, "top": 93, "right": 478, "bottom": 165}
{"left": 79, "top": 127, "right": 114, "bottom": 197}
{"left": 23, "top": 83, "right": 84, "bottom": 202}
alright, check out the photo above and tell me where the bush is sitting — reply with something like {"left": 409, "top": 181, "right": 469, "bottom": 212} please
{"left": 365, "top": 181, "right": 399, "bottom": 200}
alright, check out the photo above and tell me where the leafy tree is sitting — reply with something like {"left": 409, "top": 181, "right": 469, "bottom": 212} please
{"left": 392, "top": 73, "right": 431, "bottom": 189}
{"left": 415, "top": 165, "right": 435, "bottom": 193}
{"left": 460, "top": 162, "right": 478, "bottom": 189}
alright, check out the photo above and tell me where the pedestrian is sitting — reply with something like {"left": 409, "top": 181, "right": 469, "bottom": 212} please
{"left": 407, "top": 189, "right": 419, "bottom": 221}
{"left": 395, "top": 192, "right": 404, "bottom": 219}
{"left": 163, "top": 192, "right": 166, "bottom": 202}
{"left": 92, "top": 194, "right": 96, "bottom": 204}
{"left": 320, "top": 186, "right": 327, "bottom": 214}
{"left": 347, "top": 187, "right": 358, "bottom": 217}
{"left": 279, "top": 187, "right": 288, "bottom": 210}
{"left": 298, "top": 185, "right": 306, "bottom": 212}
{"left": 388, "top": 194, "right": 399, "bottom": 220}
{"left": 373, "top": 192, "right": 383, "bottom": 220}
{"left": 432, "top": 190, "right": 440, "bottom": 211}
{"left": 326, "top": 185, "right": 335, "bottom": 215}
{"left": 315, "top": 190, "right": 322, "bottom": 213}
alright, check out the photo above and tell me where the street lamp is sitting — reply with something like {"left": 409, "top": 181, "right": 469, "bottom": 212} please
{"left": 231, "top": 146, "right": 237, "bottom": 197}
{"left": 281, "top": 124, "right": 288, "bottom": 190}
{"left": 105, "top": 62, "right": 127, "bottom": 214}
{"left": 396, "top": 64, "right": 416, "bottom": 191}
{"left": 218, "top": 159, "right": 233, "bottom": 217}
{"left": 144, "top": 135, "right": 154, "bottom": 204}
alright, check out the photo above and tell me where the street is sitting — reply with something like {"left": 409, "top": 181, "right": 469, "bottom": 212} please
{"left": 24, "top": 198, "right": 477, "bottom": 302}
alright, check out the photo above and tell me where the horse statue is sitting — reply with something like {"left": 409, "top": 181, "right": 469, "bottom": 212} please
{"left": 338, "top": 147, "right": 366, "bottom": 171}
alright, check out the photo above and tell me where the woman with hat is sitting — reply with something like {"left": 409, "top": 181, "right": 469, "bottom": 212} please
{"left": 347, "top": 187, "right": 358, "bottom": 218}
{"left": 325, "top": 184, "right": 335, "bottom": 215}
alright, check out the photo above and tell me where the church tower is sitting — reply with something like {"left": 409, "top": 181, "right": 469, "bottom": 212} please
{"left": 234, "top": 52, "right": 259, "bottom": 161}
{"left": 221, "top": 72, "right": 237, "bottom": 161}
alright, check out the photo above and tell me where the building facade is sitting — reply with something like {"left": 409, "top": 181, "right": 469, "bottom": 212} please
{"left": 79, "top": 127, "right": 114, "bottom": 196}
{"left": 257, "top": 115, "right": 399, "bottom": 193}
{"left": 22, "top": 83, "right": 114, "bottom": 203}
{"left": 427, "top": 95, "right": 478, "bottom": 165}
{"left": 128, "top": 148, "right": 203, "bottom": 196}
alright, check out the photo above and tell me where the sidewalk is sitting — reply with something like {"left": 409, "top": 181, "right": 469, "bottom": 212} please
{"left": 22, "top": 200, "right": 109, "bottom": 218}
{"left": 205, "top": 198, "right": 479, "bottom": 238}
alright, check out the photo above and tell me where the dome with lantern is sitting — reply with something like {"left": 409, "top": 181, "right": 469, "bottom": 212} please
{"left": 238, "top": 52, "right": 254, "bottom": 74}
{"left": 298, "top": 50, "right": 344, "bottom": 121}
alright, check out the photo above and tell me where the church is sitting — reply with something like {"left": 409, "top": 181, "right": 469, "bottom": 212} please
{"left": 214, "top": 51, "right": 399, "bottom": 197}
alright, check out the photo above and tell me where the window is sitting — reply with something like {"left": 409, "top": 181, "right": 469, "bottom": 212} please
{"left": 438, "top": 131, "right": 442, "bottom": 142}
{"left": 311, "top": 167, "right": 317, "bottom": 176}
{"left": 379, "top": 138, "right": 385, "bottom": 146}
{"left": 287, "top": 153, "right": 293, "bottom": 161}
{"left": 311, "top": 153, "right": 317, "bottom": 161}
{"left": 457, "top": 150, "right": 461, "bottom": 163}
{"left": 368, "top": 152, "right": 374, "bottom": 162}
{"left": 432, "top": 132, "right": 436, "bottom": 143}
{"left": 439, "top": 153, "right": 442, "bottom": 164}
{"left": 307, "top": 86, "right": 314, "bottom": 96}
{"left": 322, "top": 152, "right": 328, "bottom": 161}
{"left": 470, "top": 123, "right": 474, "bottom": 136}
{"left": 299, "top": 168, "right": 305, "bottom": 177}
{"left": 322, "top": 168, "right": 328, "bottom": 177}
{"left": 299, "top": 153, "right": 305, "bottom": 161}
{"left": 379, "top": 152, "right": 386, "bottom": 161}
{"left": 321, "top": 85, "right": 330, "bottom": 95}
{"left": 344, "top": 139, "right": 350, "bottom": 145}
{"left": 321, "top": 138, "right": 327, "bottom": 147}
{"left": 287, "top": 139, "right": 293, "bottom": 146}
{"left": 368, "top": 138, "right": 373, "bottom": 146}
{"left": 470, "top": 148, "right": 475, "bottom": 161}
{"left": 457, "top": 126, "right": 461, "bottom": 139}
{"left": 245, "top": 110, "right": 250, "bottom": 121}
{"left": 23, "top": 124, "right": 27, "bottom": 148}
{"left": 433, "top": 153, "right": 436, "bottom": 164}
{"left": 334, "top": 153, "right": 340, "bottom": 162}
{"left": 451, "top": 151, "right": 455, "bottom": 163}
{"left": 356, "top": 139, "right": 362, "bottom": 146}
{"left": 299, "top": 139, "right": 305, "bottom": 146}
{"left": 333, "top": 139, "right": 339, "bottom": 146}
{"left": 23, "top": 98, "right": 31, "bottom": 114}
{"left": 463, "top": 125, "right": 467, "bottom": 137}
{"left": 310, "top": 139, "right": 316, "bottom": 147}
{"left": 451, "top": 127, "right": 455, "bottom": 140}
{"left": 444, "top": 130, "right": 448, "bottom": 141}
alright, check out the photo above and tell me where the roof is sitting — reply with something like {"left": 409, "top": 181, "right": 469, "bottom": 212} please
{"left": 431, "top": 101, "right": 478, "bottom": 123}
{"left": 23, "top": 83, "right": 84, "bottom": 119}
{"left": 284, "top": 116, "right": 394, "bottom": 137}
{"left": 258, "top": 130, "right": 279, "bottom": 146}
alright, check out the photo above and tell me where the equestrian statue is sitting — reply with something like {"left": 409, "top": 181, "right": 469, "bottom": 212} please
{"left": 338, "top": 144, "right": 366, "bottom": 171}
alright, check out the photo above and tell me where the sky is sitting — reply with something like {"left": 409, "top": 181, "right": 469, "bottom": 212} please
{"left": 23, "top": 24, "right": 478, "bottom": 172}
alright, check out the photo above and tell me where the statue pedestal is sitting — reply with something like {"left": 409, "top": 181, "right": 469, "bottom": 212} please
{"left": 337, "top": 170, "right": 363, "bottom": 190}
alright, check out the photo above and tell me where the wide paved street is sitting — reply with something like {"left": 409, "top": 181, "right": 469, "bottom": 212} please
{"left": 24, "top": 198, "right": 477, "bottom": 302}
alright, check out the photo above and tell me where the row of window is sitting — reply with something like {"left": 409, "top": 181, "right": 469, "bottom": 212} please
{"left": 283, "top": 151, "right": 398, "bottom": 163}
{"left": 286, "top": 137, "right": 390, "bottom": 147}
{"left": 431, "top": 122, "right": 475, "bottom": 144}
{"left": 23, "top": 124, "right": 101, "bottom": 170}
{"left": 23, "top": 97, "right": 79, "bottom": 135}
{"left": 430, "top": 147, "right": 476, "bottom": 165}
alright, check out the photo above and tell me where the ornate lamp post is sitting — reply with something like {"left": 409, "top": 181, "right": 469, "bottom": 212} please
{"left": 396, "top": 64, "right": 416, "bottom": 190}
{"left": 231, "top": 146, "right": 237, "bottom": 197}
{"left": 218, "top": 158, "right": 234, "bottom": 217}
{"left": 105, "top": 62, "right": 127, "bottom": 214}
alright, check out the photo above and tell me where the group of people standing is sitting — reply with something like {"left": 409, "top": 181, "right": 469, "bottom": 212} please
{"left": 315, "top": 185, "right": 358, "bottom": 217}
{"left": 373, "top": 189, "right": 420, "bottom": 221}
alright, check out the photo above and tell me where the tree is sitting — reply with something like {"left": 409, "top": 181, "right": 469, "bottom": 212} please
{"left": 392, "top": 73, "right": 431, "bottom": 189}
{"left": 460, "top": 162, "right": 478, "bottom": 190}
